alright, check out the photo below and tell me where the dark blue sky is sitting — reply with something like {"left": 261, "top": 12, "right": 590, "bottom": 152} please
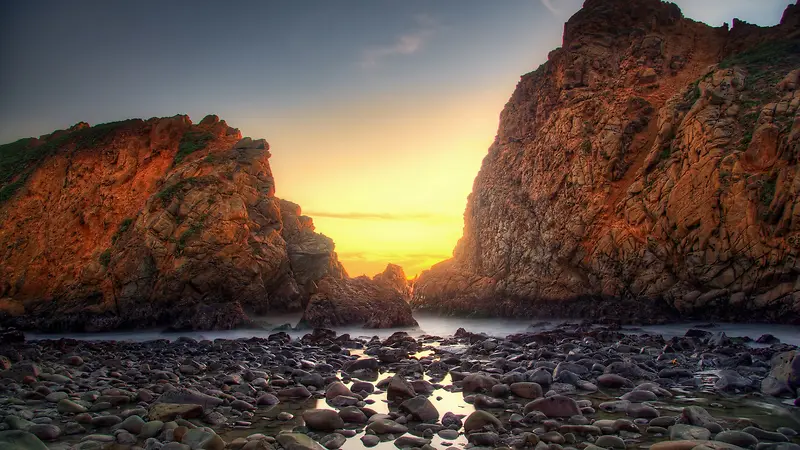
{"left": 2, "top": 0, "right": 791, "bottom": 143}
{"left": 0, "top": 0, "right": 793, "bottom": 276}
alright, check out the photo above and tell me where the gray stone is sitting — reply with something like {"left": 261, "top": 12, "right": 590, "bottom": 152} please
{"left": 0, "top": 431, "right": 48, "bottom": 450}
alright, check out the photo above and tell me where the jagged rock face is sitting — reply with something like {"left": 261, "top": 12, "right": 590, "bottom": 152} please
{"left": 372, "top": 263, "right": 412, "bottom": 298}
{"left": 413, "top": 0, "right": 800, "bottom": 324}
{"left": 301, "top": 264, "right": 416, "bottom": 329}
{"left": 0, "top": 115, "right": 401, "bottom": 331}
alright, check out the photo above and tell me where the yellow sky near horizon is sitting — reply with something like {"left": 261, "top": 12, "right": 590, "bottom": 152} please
{"left": 239, "top": 88, "right": 506, "bottom": 277}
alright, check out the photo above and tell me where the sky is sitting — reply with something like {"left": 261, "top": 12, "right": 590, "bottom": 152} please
{"left": 0, "top": 0, "right": 794, "bottom": 277}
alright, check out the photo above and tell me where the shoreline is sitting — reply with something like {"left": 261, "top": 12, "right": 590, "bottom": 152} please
{"left": 1, "top": 322, "right": 799, "bottom": 450}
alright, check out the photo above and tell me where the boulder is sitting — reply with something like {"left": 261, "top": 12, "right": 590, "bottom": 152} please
{"left": 761, "top": 351, "right": 799, "bottom": 396}
{"left": 464, "top": 410, "right": 503, "bottom": 433}
{"left": 0, "top": 431, "right": 48, "bottom": 450}
{"left": 399, "top": 395, "right": 439, "bottom": 422}
{"left": 302, "top": 409, "right": 344, "bottom": 432}
{"left": 276, "top": 433, "right": 326, "bottom": 450}
{"left": 523, "top": 395, "right": 582, "bottom": 417}
{"left": 386, "top": 375, "right": 416, "bottom": 403}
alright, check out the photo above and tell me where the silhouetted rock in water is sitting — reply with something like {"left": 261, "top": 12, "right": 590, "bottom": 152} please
{"left": 413, "top": 0, "right": 800, "bottom": 324}
{"left": 300, "top": 266, "right": 417, "bottom": 329}
{"left": 0, "top": 115, "right": 412, "bottom": 330}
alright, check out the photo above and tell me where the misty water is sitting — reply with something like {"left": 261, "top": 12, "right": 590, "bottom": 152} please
{"left": 27, "top": 312, "right": 800, "bottom": 347}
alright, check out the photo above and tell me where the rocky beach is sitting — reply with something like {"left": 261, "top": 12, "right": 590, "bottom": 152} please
{"left": 1, "top": 322, "right": 798, "bottom": 450}
{"left": 1, "top": 0, "right": 800, "bottom": 449}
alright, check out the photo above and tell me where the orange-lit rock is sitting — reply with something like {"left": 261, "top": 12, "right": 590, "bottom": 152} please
{"left": 413, "top": 0, "right": 800, "bottom": 324}
{"left": 0, "top": 115, "right": 412, "bottom": 330}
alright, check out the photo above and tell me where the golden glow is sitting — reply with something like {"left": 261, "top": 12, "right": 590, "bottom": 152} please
{"left": 238, "top": 88, "right": 507, "bottom": 277}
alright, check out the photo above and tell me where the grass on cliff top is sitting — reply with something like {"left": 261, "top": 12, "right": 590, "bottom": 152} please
{"left": 174, "top": 131, "right": 214, "bottom": 165}
{"left": 0, "top": 120, "right": 138, "bottom": 204}
{"left": 720, "top": 39, "right": 800, "bottom": 101}
{"left": 720, "top": 39, "right": 800, "bottom": 73}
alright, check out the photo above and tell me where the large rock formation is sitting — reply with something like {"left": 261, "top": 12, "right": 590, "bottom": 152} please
{"left": 0, "top": 115, "right": 414, "bottom": 330}
{"left": 413, "top": 0, "right": 800, "bottom": 324}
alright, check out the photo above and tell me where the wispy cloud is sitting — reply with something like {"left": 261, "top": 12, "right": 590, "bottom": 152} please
{"left": 540, "top": 0, "right": 562, "bottom": 16}
{"left": 337, "top": 251, "right": 451, "bottom": 261}
{"left": 305, "top": 210, "right": 456, "bottom": 222}
{"left": 361, "top": 14, "right": 439, "bottom": 67}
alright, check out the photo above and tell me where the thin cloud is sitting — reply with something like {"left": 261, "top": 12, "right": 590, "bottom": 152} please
{"left": 337, "top": 251, "right": 451, "bottom": 261}
{"left": 305, "top": 210, "right": 455, "bottom": 222}
{"left": 361, "top": 14, "right": 439, "bottom": 67}
{"left": 540, "top": 0, "right": 562, "bottom": 16}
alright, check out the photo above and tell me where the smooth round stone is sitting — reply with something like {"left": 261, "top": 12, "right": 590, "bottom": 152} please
{"left": 464, "top": 410, "right": 502, "bottom": 433}
{"left": 394, "top": 435, "right": 431, "bottom": 448}
{"left": 45, "top": 392, "right": 69, "bottom": 403}
{"left": 597, "top": 374, "right": 633, "bottom": 388}
{"left": 116, "top": 431, "right": 137, "bottom": 445}
{"left": 714, "top": 431, "right": 758, "bottom": 448}
{"left": 25, "top": 425, "right": 61, "bottom": 442}
{"left": 320, "top": 433, "right": 346, "bottom": 449}
{"left": 81, "top": 434, "right": 115, "bottom": 442}
{"left": 351, "top": 381, "right": 374, "bottom": 393}
{"left": 540, "top": 431, "right": 565, "bottom": 444}
{"left": 139, "top": 420, "right": 164, "bottom": 438}
{"left": 361, "top": 435, "right": 380, "bottom": 447}
{"left": 57, "top": 399, "right": 87, "bottom": 414}
{"left": 91, "top": 415, "right": 122, "bottom": 427}
{"left": 595, "top": 435, "right": 626, "bottom": 449}
{"left": 64, "top": 422, "right": 85, "bottom": 435}
{"left": 626, "top": 403, "right": 659, "bottom": 419}
{"left": 524, "top": 395, "right": 582, "bottom": 417}
{"left": 467, "top": 432, "right": 498, "bottom": 447}
{"left": 337, "top": 407, "right": 366, "bottom": 424}
{"left": 118, "top": 415, "right": 145, "bottom": 434}
{"left": 303, "top": 409, "right": 345, "bottom": 431}
{"left": 650, "top": 417, "right": 679, "bottom": 428}
{"left": 621, "top": 390, "right": 657, "bottom": 402}
{"left": 510, "top": 382, "right": 544, "bottom": 399}
{"left": 491, "top": 384, "right": 510, "bottom": 397}
{"left": 473, "top": 394, "right": 505, "bottom": 409}
{"left": 742, "top": 427, "right": 789, "bottom": 442}
{"left": 438, "top": 429, "right": 459, "bottom": 440}
{"left": 182, "top": 428, "right": 225, "bottom": 450}
{"left": 0, "top": 430, "right": 48, "bottom": 450}
{"left": 256, "top": 394, "right": 279, "bottom": 406}
{"left": 65, "top": 356, "right": 84, "bottom": 366}
{"left": 669, "top": 424, "right": 710, "bottom": 441}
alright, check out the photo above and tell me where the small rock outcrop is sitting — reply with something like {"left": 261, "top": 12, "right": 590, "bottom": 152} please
{"left": 413, "top": 0, "right": 800, "bottom": 323}
{"left": 300, "top": 264, "right": 417, "bottom": 329}
{"left": 0, "top": 115, "right": 413, "bottom": 330}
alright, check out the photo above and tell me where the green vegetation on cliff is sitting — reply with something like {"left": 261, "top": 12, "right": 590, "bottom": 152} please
{"left": 0, "top": 120, "right": 139, "bottom": 204}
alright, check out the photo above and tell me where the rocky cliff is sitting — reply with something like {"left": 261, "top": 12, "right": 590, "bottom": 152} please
{"left": 413, "top": 0, "right": 800, "bottom": 324}
{"left": 0, "top": 115, "right": 414, "bottom": 330}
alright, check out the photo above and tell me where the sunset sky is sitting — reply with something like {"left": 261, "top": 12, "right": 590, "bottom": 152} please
{"left": 0, "top": 0, "right": 793, "bottom": 277}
